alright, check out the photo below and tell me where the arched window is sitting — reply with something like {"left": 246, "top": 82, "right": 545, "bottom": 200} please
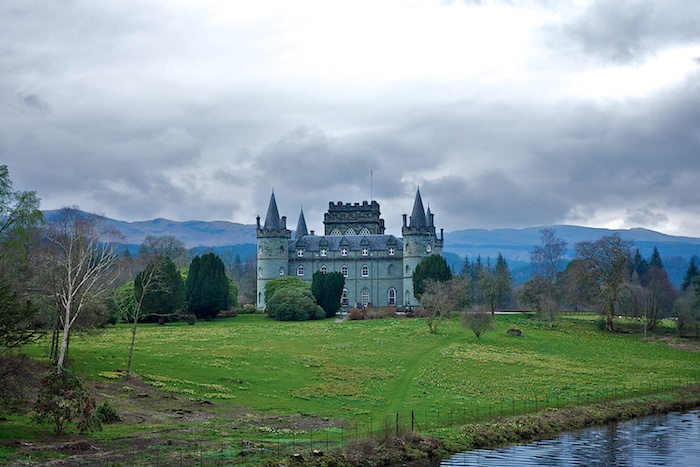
{"left": 258, "top": 267, "right": 262, "bottom": 278}
{"left": 345, "top": 228, "right": 356, "bottom": 235}
{"left": 426, "top": 244, "right": 432, "bottom": 253}
{"left": 405, "top": 290, "right": 411, "bottom": 306}
{"left": 405, "top": 265, "right": 411, "bottom": 275}
{"left": 330, "top": 228, "right": 342, "bottom": 236}
{"left": 359, "top": 228, "right": 370, "bottom": 235}
{"left": 388, "top": 264, "right": 395, "bottom": 276}
{"left": 341, "top": 265, "right": 348, "bottom": 277}
{"left": 361, "top": 265, "right": 369, "bottom": 277}
{"left": 297, "top": 265, "right": 305, "bottom": 276}
{"left": 258, "top": 292, "right": 262, "bottom": 304}
{"left": 279, "top": 267, "right": 285, "bottom": 276}
{"left": 361, "top": 288, "right": 370, "bottom": 307}
{"left": 341, "top": 288, "right": 349, "bottom": 307}
{"left": 320, "top": 265, "right": 328, "bottom": 274}
{"left": 388, "top": 288, "right": 397, "bottom": 306}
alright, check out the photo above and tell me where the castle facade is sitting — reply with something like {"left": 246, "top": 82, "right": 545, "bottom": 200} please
{"left": 256, "top": 189, "right": 443, "bottom": 310}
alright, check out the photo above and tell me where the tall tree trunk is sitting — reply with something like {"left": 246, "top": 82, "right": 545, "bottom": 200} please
{"left": 56, "top": 306, "right": 71, "bottom": 369}
{"left": 126, "top": 315, "right": 138, "bottom": 377}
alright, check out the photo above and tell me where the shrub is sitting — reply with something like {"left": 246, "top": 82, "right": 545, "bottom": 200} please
{"left": 96, "top": 402, "right": 121, "bottom": 423}
{"left": 348, "top": 308, "right": 365, "bottom": 320}
{"left": 267, "top": 287, "right": 325, "bottom": 321}
{"left": 237, "top": 304, "right": 256, "bottom": 314}
{"left": 34, "top": 369, "right": 101, "bottom": 435}
{"left": 185, "top": 314, "right": 197, "bottom": 325}
{"left": 506, "top": 327, "right": 523, "bottom": 337}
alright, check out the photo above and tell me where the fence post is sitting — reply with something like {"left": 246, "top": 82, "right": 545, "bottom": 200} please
{"left": 396, "top": 412, "right": 400, "bottom": 437}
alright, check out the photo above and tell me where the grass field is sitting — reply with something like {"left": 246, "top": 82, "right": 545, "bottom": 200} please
{"left": 23, "top": 313, "right": 700, "bottom": 426}
{"left": 4, "top": 313, "right": 698, "bottom": 465}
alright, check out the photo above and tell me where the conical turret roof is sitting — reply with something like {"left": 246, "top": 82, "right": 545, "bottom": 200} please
{"left": 263, "top": 191, "right": 281, "bottom": 230}
{"left": 295, "top": 208, "right": 308, "bottom": 238}
{"left": 409, "top": 188, "right": 427, "bottom": 228}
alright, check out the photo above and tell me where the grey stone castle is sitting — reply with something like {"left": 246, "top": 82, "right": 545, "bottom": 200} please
{"left": 256, "top": 189, "right": 444, "bottom": 310}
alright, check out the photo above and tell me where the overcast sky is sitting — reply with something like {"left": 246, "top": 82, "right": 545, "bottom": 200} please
{"left": 2, "top": 0, "right": 699, "bottom": 237}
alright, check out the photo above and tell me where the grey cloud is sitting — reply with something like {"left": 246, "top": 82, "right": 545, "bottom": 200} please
{"left": 560, "top": 0, "right": 700, "bottom": 63}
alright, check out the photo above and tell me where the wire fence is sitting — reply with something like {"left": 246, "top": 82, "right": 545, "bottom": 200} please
{"left": 96, "top": 378, "right": 697, "bottom": 466}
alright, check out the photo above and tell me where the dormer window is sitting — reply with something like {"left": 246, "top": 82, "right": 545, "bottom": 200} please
{"left": 388, "top": 247, "right": 395, "bottom": 256}
{"left": 341, "top": 248, "right": 348, "bottom": 256}
{"left": 320, "top": 248, "right": 327, "bottom": 257}
{"left": 362, "top": 248, "right": 369, "bottom": 256}
{"left": 297, "top": 249, "right": 304, "bottom": 257}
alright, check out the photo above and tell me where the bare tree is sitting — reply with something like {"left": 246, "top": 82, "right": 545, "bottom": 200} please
{"left": 42, "top": 208, "right": 122, "bottom": 369}
{"left": 530, "top": 228, "right": 567, "bottom": 325}
{"left": 574, "top": 234, "right": 632, "bottom": 332}
{"left": 462, "top": 305, "right": 495, "bottom": 342}
{"left": 138, "top": 235, "right": 188, "bottom": 268}
{"left": 418, "top": 277, "right": 470, "bottom": 334}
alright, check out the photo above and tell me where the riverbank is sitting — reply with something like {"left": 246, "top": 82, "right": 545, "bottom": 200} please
{"left": 290, "top": 384, "right": 700, "bottom": 466}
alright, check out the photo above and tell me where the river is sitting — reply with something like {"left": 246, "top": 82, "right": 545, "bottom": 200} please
{"left": 440, "top": 409, "right": 700, "bottom": 466}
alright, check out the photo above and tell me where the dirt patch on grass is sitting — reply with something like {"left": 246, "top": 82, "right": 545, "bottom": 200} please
{"left": 649, "top": 336, "right": 700, "bottom": 353}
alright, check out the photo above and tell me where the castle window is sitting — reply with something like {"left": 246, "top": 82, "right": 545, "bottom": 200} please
{"left": 297, "top": 249, "right": 304, "bottom": 257}
{"left": 388, "top": 288, "right": 397, "bottom": 306}
{"left": 258, "top": 267, "right": 262, "bottom": 278}
{"left": 341, "top": 265, "right": 348, "bottom": 277}
{"left": 341, "top": 248, "right": 348, "bottom": 256}
{"left": 388, "top": 247, "right": 395, "bottom": 256}
{"left": 330, "top": 228, "right": 342, "bottom": 236}
{"left": 361, "top": 265, "right": 369, "bottom": 277}
{"left": 388, "top": 264, "right": 395, "bottom": 275}
{"left": 320, "top": 248, "right": 327, "bottom": 257}
{"left": 426, "top": 244, "right": 432, "bottom": 253}
{"left": 258, "top": 246, "right": 263, "bottom": 254}
{"left": 297, "top": 265, "right": 305, "bottom": 276}
{"left": 279, "top": 267, "right": 285, "bottom": 276}
{"left": 405, "top": 290, "right": 411, "bottom": 306}
{"left": 359, "top": 228, "right": 370, "bottom": 235}
{"left": 405, "top": 265, "right": 411, "bottom": 275}
{"left": 345, "top": 228, "right": 356, "bottom": 235}
{"left": 341, "top": 289, "right": 349, "bottom": 307}
{"left": 320, "top": 265, "right": 328, "bottom": 274}
{"left": 361, "top": 288, "right": 370, "bottom": 307}
{"left": 362, "top": 247, "right": 368, "bottom": 256}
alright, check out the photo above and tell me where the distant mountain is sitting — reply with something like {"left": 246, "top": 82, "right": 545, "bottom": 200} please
{"left": 43, "top": 210, "right": 257, "bottom": 247}
{"left": 43, "top": 211, "right": 700, "bottom": 286}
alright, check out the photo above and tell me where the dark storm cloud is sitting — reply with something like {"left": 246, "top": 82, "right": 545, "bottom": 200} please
{"left": 560, "top": 0, "right": 700, "bottom": 63}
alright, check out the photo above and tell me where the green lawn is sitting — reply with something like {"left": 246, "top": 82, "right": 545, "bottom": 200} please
{"left": 24, "top": 313, "right": 699, "bottom": 427}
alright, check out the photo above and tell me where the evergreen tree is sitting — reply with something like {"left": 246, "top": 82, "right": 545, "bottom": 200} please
{"left": 681, "top": 257, "right": 699, "bottom": 293}
{"left": 134, "top": 256, "right": 185, "bottom": 319}
{"left": 412, "top": 254, "right": 452, "bottom": 298}
{"left": 631, "top": 249, "right": 649, "bottom": 279}
{"left": 186, "top": 253, "right": 230, "bottom": 320}
{"left": 649, "top": 247, "right": 664, "bottom": 270}
{"left": 459, "top": 255, "right": 471, "bottom": 278}
{"left": 311, "top": 271, "right": 345, "bottom": 318}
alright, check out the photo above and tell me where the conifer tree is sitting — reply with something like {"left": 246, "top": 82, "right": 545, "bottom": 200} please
{"left": 186, "top": 253, "right": 229, "bottom": 320}
{"left": 681, "top": 257, "right": 699, "bottom": 293}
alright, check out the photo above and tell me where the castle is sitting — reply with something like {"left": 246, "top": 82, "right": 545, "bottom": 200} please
{"left": 256, "top": 189, "right": 444, "bottom": 310}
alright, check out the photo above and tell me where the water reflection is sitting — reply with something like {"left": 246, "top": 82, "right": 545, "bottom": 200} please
{"left": 441, "top": 410, "right": 700, "bottom": 466}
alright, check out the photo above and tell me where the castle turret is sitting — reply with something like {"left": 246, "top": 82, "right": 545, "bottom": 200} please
{"left": 295, "top": 208, "right": 308, "bottom": 239}
{"left": 401, "top": 188, "right": 444, "bottom": 306}
{"left": 256, "top": 192, "right": 291, "bottom": 309}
